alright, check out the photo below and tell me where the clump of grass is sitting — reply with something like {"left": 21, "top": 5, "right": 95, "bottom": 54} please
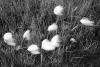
{"left": 1, "top": 0, "right": 100, "bottom": 67}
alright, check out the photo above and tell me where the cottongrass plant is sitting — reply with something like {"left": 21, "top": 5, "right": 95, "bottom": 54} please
{"left": 42, "top": 34, "right": 60, "bottom": 51}
{"left": 51, "top": 34, "right": 60, "bottom": 47}
{"left": 42, "top": 39, "right": 55, "bottom": 51}
{"left": 70, "top": 38, "right": 76, "bottom": 43}
{"left": 23, "top": 30, "right": 30, "bottom": 40}
{"left": 27, "top": 44, "right": 40, "bottom": 55}
{"left": 80, "top": 17, "right": 94, "bottom": 26}
{"left": 3, "top": 32, "right": 16, "bottom": 46}
{"left": 54, "top": 5, "right": 64, "bottom": 16}
{"left": 1, "top": 0, "right": 100, "bottom": 67}
{"left": 47, "top": 23, "right": 58, "bottom": 32}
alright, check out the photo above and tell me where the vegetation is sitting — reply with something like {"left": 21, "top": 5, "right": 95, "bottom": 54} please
{"left": 1, "top": 0, "right": 100, "bottom": 67}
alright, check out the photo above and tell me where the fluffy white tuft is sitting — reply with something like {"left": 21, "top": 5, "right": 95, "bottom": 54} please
{"left": 70, "top": 38, "right": 76, "bottom": 43}
{"left": 3, "top": 32, "right": 16, "bottom": 46}
{"left": 23, "top": 30, "right": 30, "bottom": 40}
{"left": 54, "top": 5, "right": 64, "bottom": 15}
{"left": 80, "top": 17, "right": 94, "bottom": 26}
{"left": 48, "top": 23, "right": 58, "bottom": 32}
{"left": 42, "top": 39, "right": 55, "bottom": 51}
{"left": 51, "top": 35, "right": 60, "bottom": 47}
{"left": 27, "top": 44, "right": 40, "bottom": 54}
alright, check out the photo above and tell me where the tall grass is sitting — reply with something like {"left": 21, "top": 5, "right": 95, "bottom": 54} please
{"left": 1, "top": 0, "right": 100, "bottom": 67}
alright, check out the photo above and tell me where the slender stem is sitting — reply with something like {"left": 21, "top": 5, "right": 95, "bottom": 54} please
{"left": 55, "top": 16, "right": 60, "bottom": 24}
{"left": 40, "top": 43, "right": 43, "bottom": 67}
{"left": 41, "top": 53, "right": 43, "bottom": 67}
{"left": 71, "top": 25, "right": 79, "bottom": 31}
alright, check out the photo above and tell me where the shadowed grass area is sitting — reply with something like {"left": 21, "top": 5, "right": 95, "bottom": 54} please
{"left": 1, "top": 0, "right": 100, "bottom": 67}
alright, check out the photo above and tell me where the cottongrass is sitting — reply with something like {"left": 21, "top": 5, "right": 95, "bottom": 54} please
{"left": 3, "top": 32, "right": 16, "bottom": 46}
{"left": 54, "top": 5, "right": 64, "bottom": 15}
{"left": 1, "top": 0, "right": 100, "bottom": 67}
{"left": 42, "top": 34, "right": 60, "bottom": 51}
{"left": 47, "top": 23, "right": 58, "bottom": 32}
{"left": 51, "top": 34, "right": 60, "bottom": 47}
{"left": 42, "top": 39, "right": 55, "bottom": 51}
{"left": 27, "top": 44, "right": 40, "bottom": 55}
{"left": 80, "top": 17, "right": 94, "bottom": 26}
{"left": 23, "top": 30, "right": 30, "bottom": 40}
{"left": 70, "top": 38, "right": 76, "bottom": 43}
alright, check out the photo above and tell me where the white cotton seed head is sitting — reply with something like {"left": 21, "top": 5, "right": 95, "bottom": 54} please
{"left": 48, "top": 23, "right": 58, "bottom": 32}
{"left": 80, "top": 17, "right": 94, "bottom": 26}
{"left": 27, "top": 44, "right": 40, "bottom": 54}
{"left": 3, "top": 32, "right": 13, "bottom": 41}
{"left": 27, "top": 44, "right": 39, "bottom": 51}
{"left": 51, "top": 35, "right": 60, "bottom": 47}
{"left": 3, "top": 32, "right": 16, "bottom": 46}
{"left": 23, "top": 30, "right": 30, "bottom": 40}
{"left": 51, "top": 35, "right": 60, "bottom": 43}
{"left": 54, "top": 5, "right": 64, "bottom": 15}
{"left": 70, "top": 38, "right": 76, "bottom": 43}
{"left": 42, "top": 39, "right": 55, "bottom": 51}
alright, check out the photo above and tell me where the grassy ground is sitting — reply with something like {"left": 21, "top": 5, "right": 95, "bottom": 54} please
{"left": 1, "top": 0, "right": 100, "bottom": 67}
